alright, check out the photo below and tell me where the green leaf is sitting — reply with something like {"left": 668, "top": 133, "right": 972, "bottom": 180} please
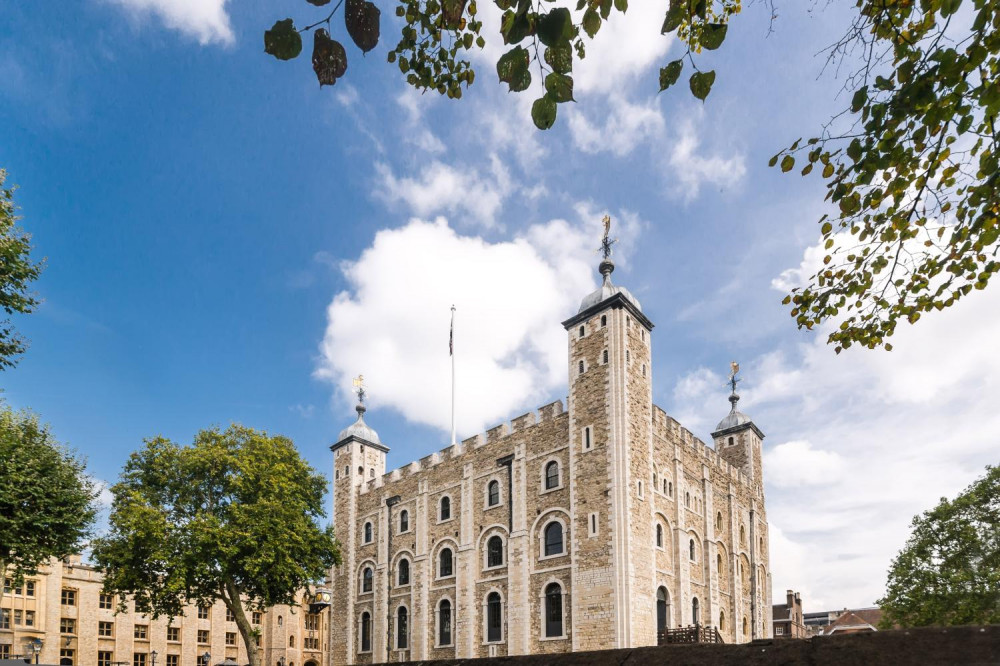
{"left": 545, "top": 72, "right": 574, "bottom": 102}
{"left": 688, "top": 70, "right": 715, "bottom": 101}
{"left": 781, "top": 155, "right": 795, "bottom": 172}
{"left": 345, "top": 0, "right": 381, "bottom": 53}
{"left": 311, "top": 29, "right": 348, "bottom": 86}
{"left": 658, "top": 59, "right": 683, "bottom": 92}
{"left": 583, "top": 7, "right": 601, "bottom": 38}
{"left": 442, "top": 0, "right": 469, "bottom": 30}
{"left": 496, "top": 46, "right": 531, "bottom": 92}
{"left": 537, "top": 8, "right": 574, "bottom": 47}
{"left": 264, "top": 19, "right": 302, "bottom": 61}
{"left": 661, "top": 0, "right": 683, "bottom": 33}
{"left": 701, "top": 23, "right": 727, "bottom": 50}
{"left": 822, "top": 162, "right": 834, "bottom": 178}
{"left": 851, "top": 86, "right": 868, "bottom": 113}
{"left": 847, "top": 138, "right": 863, "bottom": 162}
{"left": 532, "top": 95, "right": 558, "bottom": 130}
{"left": 614, "top": 0, "right": 627, "bottom": 11}
{"left": 544, "top": 44, "right": 573, "bottom": 74}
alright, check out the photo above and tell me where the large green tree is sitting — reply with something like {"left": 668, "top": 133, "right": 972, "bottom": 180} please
{"left": 92, "top": 425, "right": 341, "bottom": 666}
{"left": 879, "top": 464, "right": 1000, "bottom": 628}
{"left": 263, "top": 0, "right": 1000, "bottom": 353}
{"left": 0, "top": 405, "right": 97, "bottom": 603}
{"left": 0, "top": 168, "right": 44, "bottom": 369}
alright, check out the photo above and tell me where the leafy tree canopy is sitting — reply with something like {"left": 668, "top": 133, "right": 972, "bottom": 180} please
{"left": 0, "top": 169, "right": 43, "bottom": 369}
{"left": 92, "top": 425, "right": 341, "bottom": 666}
{"left": 879, "top": 464, "right": 1000, "bottom": 628}
{"left": 0, "top": 405, "right": 97, "bottom": 588}
{"left": 264, "top": 0, "right": 1000, "bottom": 353}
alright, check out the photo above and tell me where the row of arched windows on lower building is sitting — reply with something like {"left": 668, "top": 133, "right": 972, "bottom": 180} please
{"left": 359, "top": 522, "right": 567, "bottom": 593}
{"left": 356, "top": 584, "right": 567, "bottom": 653}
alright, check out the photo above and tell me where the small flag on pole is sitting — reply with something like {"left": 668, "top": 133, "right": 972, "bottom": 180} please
{"left": 449, "top": 306, "right": 455, "bottom": 356}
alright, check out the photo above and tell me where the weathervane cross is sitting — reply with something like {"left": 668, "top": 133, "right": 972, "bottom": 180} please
{"left": 352, "top": 374, "right": 366, "bottom": 405}
{"left": 728, "top": 361, "right": 740, "bottom": 394}
{"left": 599, "top": 214, "right": 618, "bottom": 260}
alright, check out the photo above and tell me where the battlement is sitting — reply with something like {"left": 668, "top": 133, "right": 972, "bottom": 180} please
{"left": 652, "top": 404, "right": 748, "bottom": 486}
{"left": 359, "top": 399, "right": 566, "bottom": 496}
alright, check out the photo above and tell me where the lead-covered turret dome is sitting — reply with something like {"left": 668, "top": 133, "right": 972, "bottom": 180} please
{"left": 578, "top": 259, "right": 642, "bottom": 313}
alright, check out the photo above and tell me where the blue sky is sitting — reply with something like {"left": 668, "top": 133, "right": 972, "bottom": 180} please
{"left": 3, "top": 0, "right": 998, "bottom": 613}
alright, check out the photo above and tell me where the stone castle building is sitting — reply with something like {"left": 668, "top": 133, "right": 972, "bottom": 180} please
{"left": 0, "top": 555, "right": 329, "bottom": 666}
{"left": 328, "top": 252, "right": 772, "bottom": 664}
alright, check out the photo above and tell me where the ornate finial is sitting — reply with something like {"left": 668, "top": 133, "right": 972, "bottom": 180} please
{"left": 727, "top": 361, "right": 741, "bottom": 411}
{"left": 352, "top": 374, "right": 367, "bottom": 415}
{"left": 596, "top": 215, "right": 618, "bottom": 279}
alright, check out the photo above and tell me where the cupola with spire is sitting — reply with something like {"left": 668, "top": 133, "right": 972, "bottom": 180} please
{"left": 713, "top": 362, "right": 765, "bottom": 486}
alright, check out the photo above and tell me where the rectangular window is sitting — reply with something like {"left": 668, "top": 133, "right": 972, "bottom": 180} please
{"left": 0, "top": 609, "right": 8, "bottom": 630}
{"left": 252, "top": 612, "right": 262, "bottom": 625}
{"left": 2, "top": 578, "right": 10, "bottom": 595}
{"left": 60, "top": 649, "right": 74, "bottom": 665}
{"left": 197, "top": 630, "right": 210, "bottom": 644}
{"left": 226, "top": 608, "right": 235, "bottom": 622}
{"left": 98, "top": 652, "right": 113, "bottom": 666}
{"left": 197, "top": 606, "right": 210, "bottom": 620}
{"left": 25, "top": 581, "right": 35, "bottom": 597}
{"left": 1, "top": 645, "right": 12, "bottom": 659}
{"left": 166, "top": 626, "right": 180, "bottom": 642}
{"left": 24, "top": 610, "right": 35, "bottom": 627}
{"left": 13, "top": 610, "right": 22, "bottom": 626}
{"left": 133, "top": 653, "right": 147, "bottom": 666}
{"left": 166, "top": 655, "right": 179, "bottom": 666}
{"left": 134, "top": 625, "right": 148, "bottom": 640}
{"left": 638, "top": 480, "right": 644, "bottom": 499}
{"left": 61, "top": 589, "right": 77, "bottom": 606}
{"left": 588, "top": 512, "right": 598, "bottom": 537}
{"left": 776, "top": 625, "right": 784, "bottom": 635}
{"left": 225, "top": 632, "right": 237, "bottom": 646}
{"left": 99, "top": 594, "right": 114, "bottom": 610}
{"left": 61, "top": 618, "right": 77, "bottom": 634}
{"left": 305, "top": 614, "right": 319, "bottom": 631}
{"left": 583, "top": 426, "right": 592, "bottom": 451}
{"left": 99, "top": 621, "right": 114, "bottom": 637}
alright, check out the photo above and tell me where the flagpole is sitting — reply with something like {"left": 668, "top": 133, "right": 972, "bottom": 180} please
{"left": 450, "top": 305, "right": 456, "bottom": 446}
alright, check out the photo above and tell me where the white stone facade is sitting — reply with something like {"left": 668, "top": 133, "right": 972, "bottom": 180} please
{"left": 328, "top": 264, "right": 772, "bottom": 664}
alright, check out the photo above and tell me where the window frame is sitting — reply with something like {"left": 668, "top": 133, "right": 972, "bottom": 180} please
{"left": 437, "top": 547, "right": 455, "bottom": 579}
{"left": 541, "top": 582, "right": 566, "bottom": 640}
{"left": 541, "top": 459, "right": 562, "bottom": 492}
{"left": 486, "top": 479, "right": 501, "bottom": 508}
{"left": 435, "top": 598, "right": 454, "bottom": 648}
{"left": 359, "top": 612, "right": 372, "bottom": 654}
{"left": 398, "top": 509, "right": 410, "bottom": 534}
{"left": 397, "top": 557, "right": 411, "bottom": 586}
{"left": 541, "top": 519, "right": 566, "bottom": 559}
{"left": 484, "top": 591, "right": 503, "bottom": 644}
{"left": 361, "top": 566, "right": 374, "bottom": 594}
{"left": 485, "top": 535, "right": 504, "bottom": 569}
{"left": 438, "top": 495, "right": 453, "bottom": 523}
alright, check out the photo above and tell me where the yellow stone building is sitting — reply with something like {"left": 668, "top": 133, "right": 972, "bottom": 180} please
{"left": 328, "top": 252, "right": 772, "bottom": 664}
{"left": 0, "top": 556, "right": 329, "bottom": 666}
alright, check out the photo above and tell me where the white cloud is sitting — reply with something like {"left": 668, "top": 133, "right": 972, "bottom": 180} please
{"left": 666, "top": 116, "right": 746, "bottom": 200}
{"left": 104, "top": 0, "right": 234, "bottom": 45}
{"left": 373, "top": 158, "right": 513, "bottom": 229}
{"left": 568, "top": 94, "right": 666, "bottom": 157}
{"left": 315, "top": 213, "right": 634, "bottom": 443}
{"left": 671, "top": 236, "right": 1000, "bottom": 609}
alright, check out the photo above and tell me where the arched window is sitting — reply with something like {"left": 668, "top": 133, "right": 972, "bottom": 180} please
{"left": 487, "top": 480, "right": 500, "bottom": 507}
{"left": 685, "top": 492, "right": 691, "bottom": 507}
{"left": 689, "top": 539, "right": 696, "bottom": 561}
{"left": 438, "top": 600, "right": 452, "bottom": 646}
{"left": 289, "top": 636, "right": 295, "bottom": 647}
{"left": 668, "top": 481, "right": 673, "bottom": 497}
{"left": 717, "top": 553, "right": 723, "bottom": 576}
{"left": 578, "top": 325, "right": 585, "bottom": 337}
{"left": 544, "top": 583, "right": 563, "bottom": 637}
{"left": 653, "top": 471, "right": 658, "bottom": 487}
{"left": 361, "top": 567, "right": 373, "bottom": 593}
{"left": 728, "top": 436, "right": 734, "bottom": 446}
{"left": 439, "top": 548, "right": 453, "bottom": 577}
{"left": 544, "top": 522, "right": 564, "bottom": 556}
{"left": 719, "top": 610, "right": 726, "bottom": 632}
{"left": 487, "top": 536, "right": 504, "bottom": 568}
{"left": 743, "top": 617, "right": 749, "bottom": 637}
{"left": 363, "top": 521, "right": 372, "bottom": 544}
{"left": 369, "top": 468, "right": 375, "bottom": 478}
{"left": 600, "top": 314, "right": 607, "bottom": 327}
{"left": 440, "top": 496, "right": 451, "bottom": 521}
{"left": 656, "top": 587, "right": 669, "bottom": 633}
{"left": 740, "top": 525, "right": 746, "bottom": 546}
{"left": 716, "top": 512, "right": 723, "bottom": 531}
{"left": 692, "top": 597, "right": 700, "bottom": 626}
{"left": 360, "top": 612, "right": 372, "bottom": 652}
{"left": 545, "top": 461, "right": 559, "bottom": 490}
{"left": 655, "top": 523, "right": 663, "bottom": 548}
{"left": 278, "top": 616, "right": 283, "bottom": 627}
{"left": 602, "top": 349, "right": 608, "bottom": 364}
{"left": 398, "top": 558, "right": 410, "bottom": 586}
{"left": 486, "top": 592, "right": 502, "bottom": 642}
{"left": 583, "top": 426, "right": 591, "bottom": 450}
{"left": 578, "top": 360, "right": 584, "bottom": 374}
{"left": 344, "top": 465, "right": 348, "bottom": 477}
{"left": 357, "top": 466, "right": 363, "bottom": 475}
{"left": 399, "top": 509, "right": 409, "bottom": 532}
{"left": 396, "top": 606, "right": 408, "bottom": 649}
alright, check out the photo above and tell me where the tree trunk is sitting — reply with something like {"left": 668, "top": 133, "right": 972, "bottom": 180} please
{"left": 222, "top": 578, "right": 261, "bottom": 666}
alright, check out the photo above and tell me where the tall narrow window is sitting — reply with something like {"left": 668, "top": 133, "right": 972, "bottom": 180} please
{"left": 600, "top": 315, "right": 607, "bottom": 327}
{"left": 488, "top": 480, "right": 500, "bottom": 507}
{"left": 716, "top": 512, "right": 723, "bottom": 531}
{"left": 440, "top": 496, "right": 451, "bottom": 521}
{"left": 668, "top": 481, "right": 673, "bottom": 497}
{"left": 578, "top": 360, "right": 585, "bottom": 375}
{"left": 656, "top": 587, "right": 668, "bottom": 634}
{"left": 544, "top": 522, "right": 564, "bottom": 556}
{"left": 685, "top": 492, "right": 691, "bottom": 508}
{"left": 487, "top": 536, "right": 504, "bottom": 568}
{"left": 588, "top": 513, "right": 597, "bottom": 536}
{"left": 438, "top": 600, "right": 452, "bottom": 646}
{"left": 740, "top": 525, "right": 746, "bottom": 546}
{"left": 583, "top": 427, "right": 591, "bottom": 450}
{"left": 439, "top": 548, "right": 453, "bottom": 577}
{"left": 692, "top": 598, "right": 700, "bottom": 626}
{"left": 362, "top": 567, "right": 373, "bottom": 593}
{"left": 363, "top": 522, "right": 372, "bottom": 544}
{"left": 399, "top": 509, "right": 409, "bottom": 533}
{"left": 717, "top": 553, "right": 723, "bottom": 576}
{"left": 662, "top": 478, "right": 668, "bottom": 494}
{"left": 720, "top": 610, "right": 726, "bottom": 631}
{"left": 545, "top": 461, "right": 559, "bottom": 489}
{"left": 544, "top": 583, "right": 563, "bottom": 637}
{"left": 487, "top": 593, "right": 502, "bottom": 642}
{"left": 626, "top": 350, "right": 630, "bottom": 363}
{"left": 689, "top": 539, "right": 696, "bottom": 561}
{"left": 578, "top": 325, "right": 585, "bottom": 337}
{"left": 396, "top": 606, "right": 408, "bottom": 649}
{"left": 656, "top": 524, "right": 663, "bottom": 548}
{"left": 398, "top": 558, "right": 410, "bottom": 586}
{"left": 602, "top": 349, "right": 608, "bottom": 364}
{"left": 360, "top": 612, "right": 372, "bottom": 652}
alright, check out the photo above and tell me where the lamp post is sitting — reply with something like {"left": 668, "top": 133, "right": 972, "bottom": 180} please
{"left": 201, "top": 652, "right": 211, "bottom": 666}
{"left": 29, "top": 638, "right": 43, "bottom": 665}
{"left": 151, "top": 650, "right": 158, "bottom": 666}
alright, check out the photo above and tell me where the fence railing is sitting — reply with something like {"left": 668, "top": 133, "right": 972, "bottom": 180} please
{"left": 657, "top": 625, "right": 724, "bottom": 645}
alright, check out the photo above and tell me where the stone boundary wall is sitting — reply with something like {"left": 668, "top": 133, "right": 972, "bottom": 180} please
{"left": 368, "top": 625, "right": 1000, "bottom": 666}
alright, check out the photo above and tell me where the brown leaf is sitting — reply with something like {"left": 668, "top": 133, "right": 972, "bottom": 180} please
{"left": 345, "top": 0, "right": 381, "bottom": 53}
{"left": 442, "top": 0, "right": 469, "bottom": 30}
{"left": 312, "top": 29, "right": 347, "bottom": 86}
